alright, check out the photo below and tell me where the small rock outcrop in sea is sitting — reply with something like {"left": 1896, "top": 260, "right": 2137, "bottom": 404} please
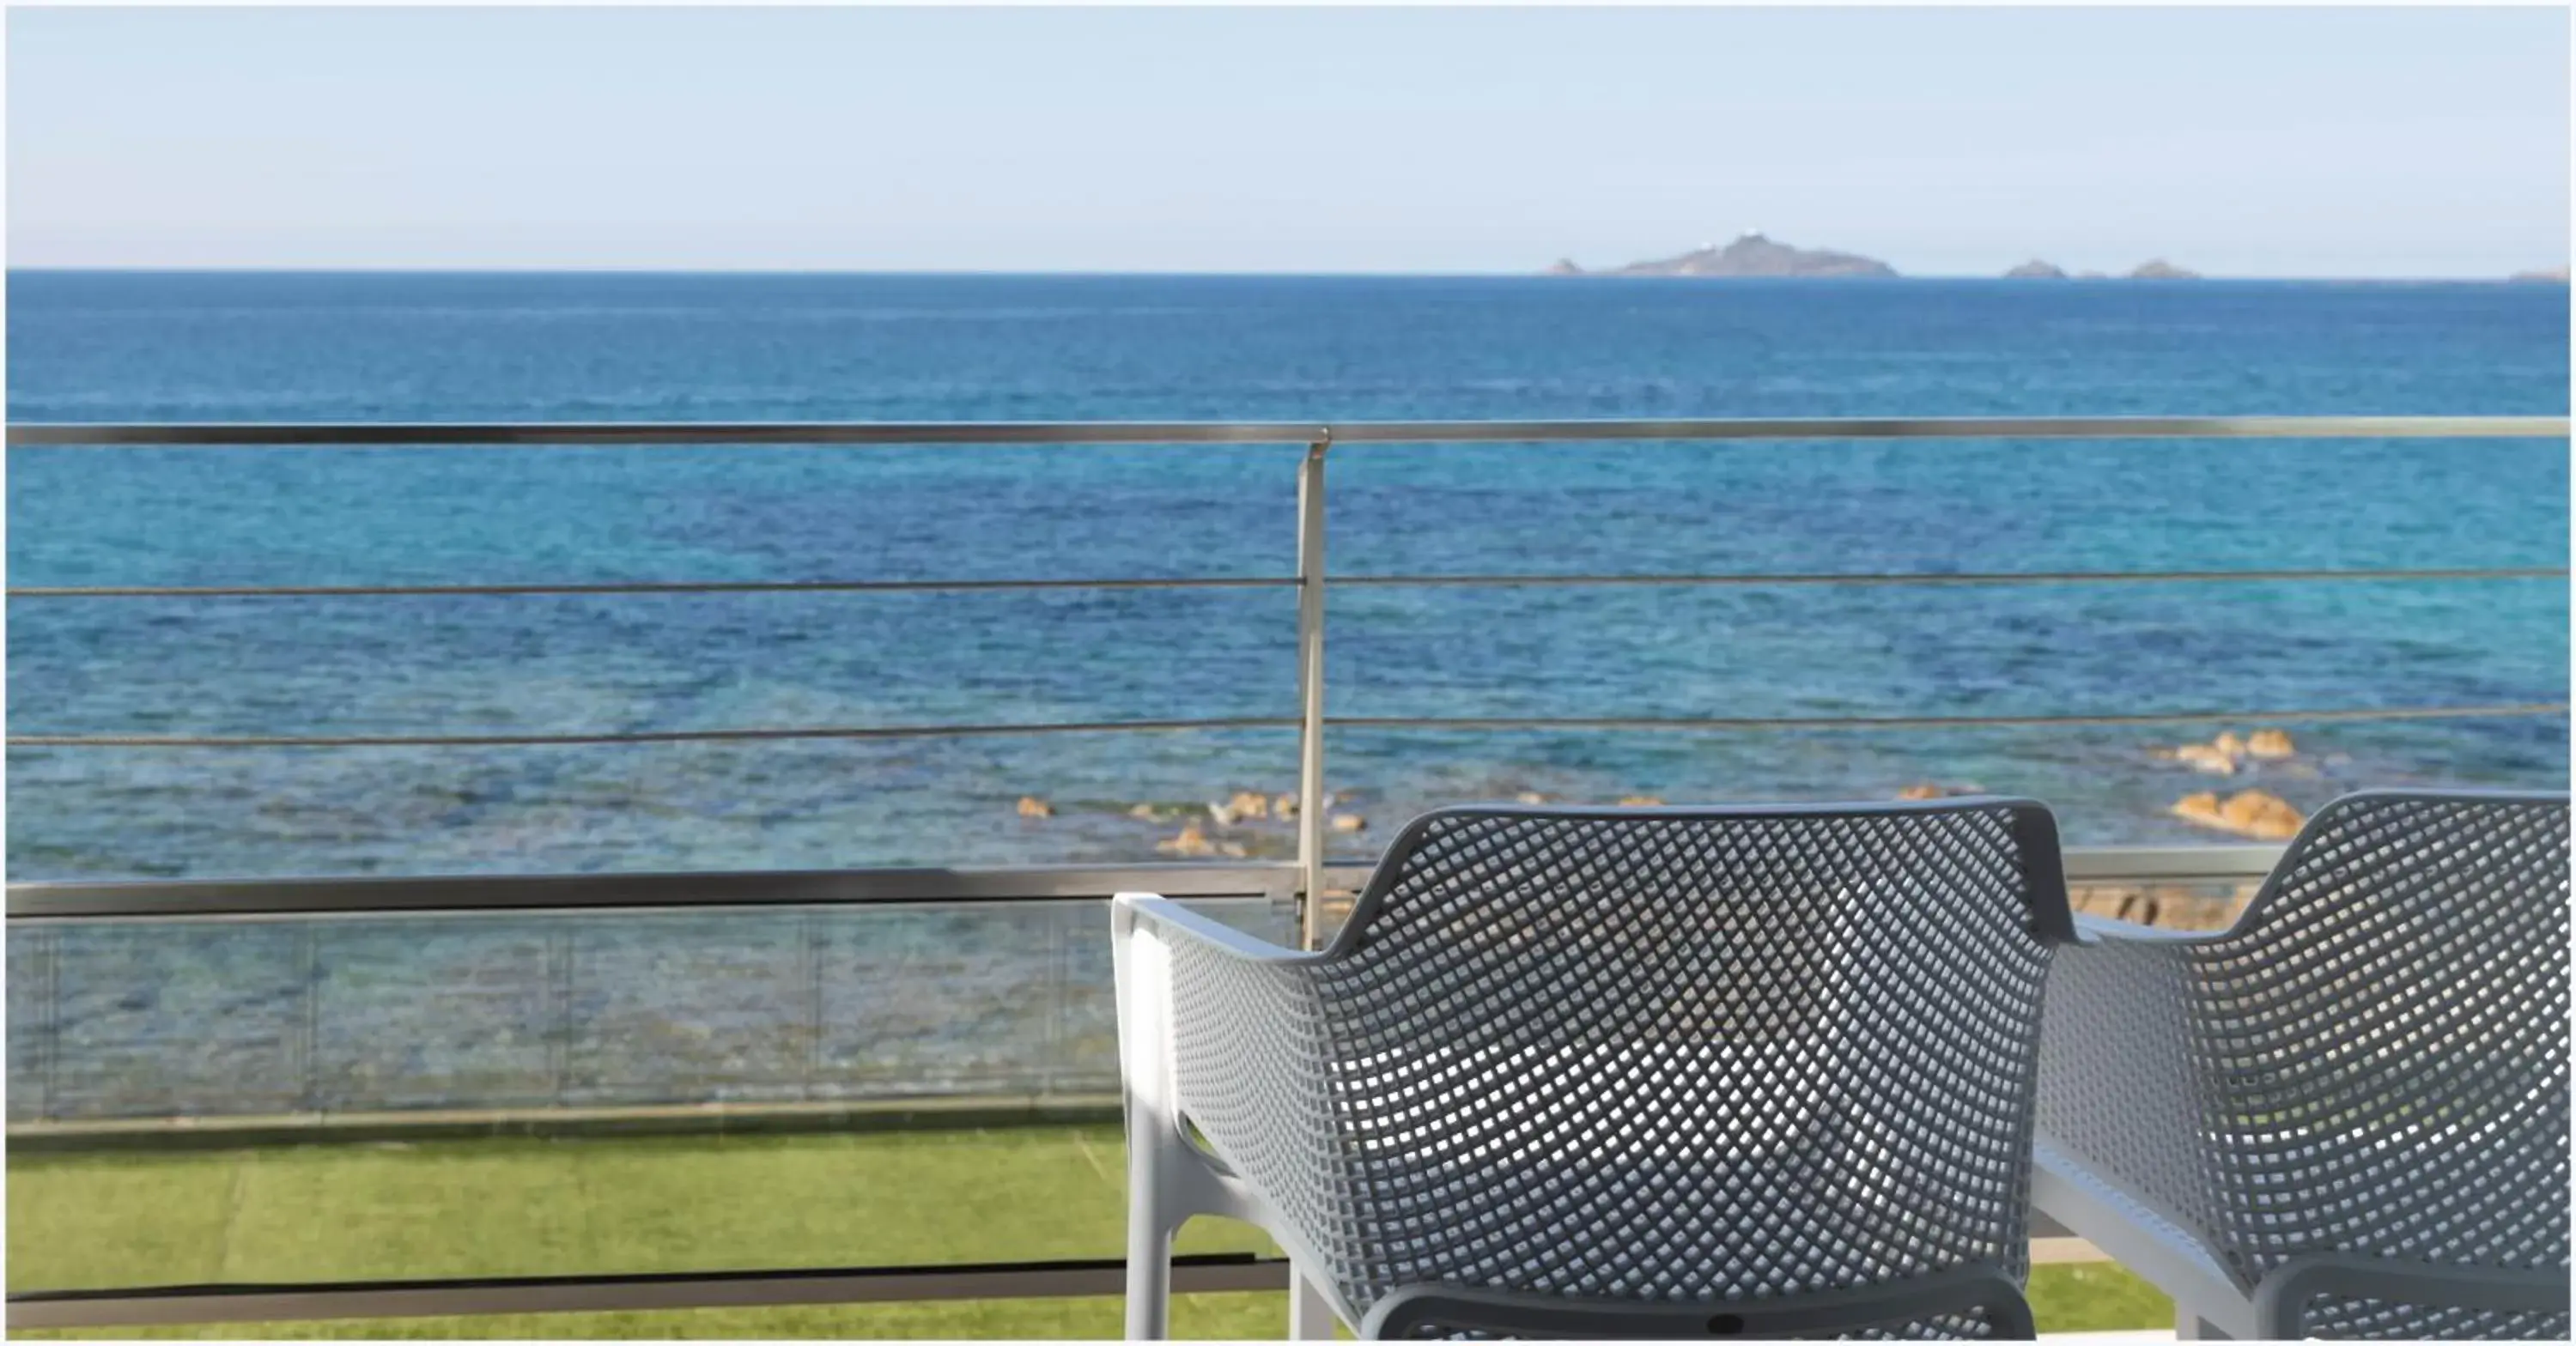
{"left": 2245, "top": 728, "right": 2295, "bottom": 760}
{"left": 2003, "top": 260, "right": 2068, "bottom": 279}
{"left": 1516, "top": 791, "right": 1549, "bottom": 805}
{"left": 2128, "top": 259, "right": 2200, "bottom": 280}
{"left": 1329, "top": 813, "right": 1367, "bottom": 834}
{"left": 1128, "top": 803, "right": 1161, "bottom": 820}
{"left": 1545, "top": 258, "right": 1584, "bottom": 276}
{"left": 1587, "top": 232, "right": 1899, "bottom": 279}
{"left": 1897, "top": 783, "right": 1953, "bottom": 800}
{"left": 2172, "top": 744, "right": 2237, "bottom": 774}
{"left": 1016, "top": 796, "right": 1054, "bottom": 819}
{"left": 2160, "top": 727, "right": 2297, "bottom": 775}
{"left": 1224, "top": 790, "right": 1270, "bottom": 822}
{"left": 1272, "top": 792, "right": 1298, "bottom": 818}
{"left": 1157, "top": 824, "right": 1218, "bottom": 857}
{"left": 2070, "top": 882, "right": 2257, "bottom": 932}
{"left": 1619, "top": 794, "right": 1666, "bottom": 807}
{"left": 2172, "top": 789, "right": 2304, "bottom": 840}
{"left": 2508, "top": 266, "right": 2571, "bottom": 283}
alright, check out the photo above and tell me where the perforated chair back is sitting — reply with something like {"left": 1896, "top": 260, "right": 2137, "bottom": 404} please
{"left": 1169, "top": 800, "right": 2075, "bottom": 1338}
{"left": 2036, "top": 790, "right": 2570, "bottom": 1339}
{"left": 2199, "top": 791, "right": 2569, "bottom": 1337}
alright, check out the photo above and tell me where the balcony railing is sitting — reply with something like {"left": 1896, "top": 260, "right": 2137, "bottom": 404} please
{"left": 6, "top": 415, "right": 2567, "bottom": 1330}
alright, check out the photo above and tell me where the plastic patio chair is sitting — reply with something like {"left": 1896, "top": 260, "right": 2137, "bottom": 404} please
{"left": 2030, "top": 789, "right": 2572, "bottom": 1340}
{"left": 1112, "top": 799, "right": 2079, "bottom": 1339}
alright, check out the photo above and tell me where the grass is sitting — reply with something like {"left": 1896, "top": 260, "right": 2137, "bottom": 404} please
{"left": 9, "top": 1126, "right": 2172, "bottom": 1337}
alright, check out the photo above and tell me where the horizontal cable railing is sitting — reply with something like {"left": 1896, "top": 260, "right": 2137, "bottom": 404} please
{"left": 8, "top": 413, "right": 2568, "bottom": 1330}
{"left": 9, "top": 413, "right": 2568, "bottom": 446}
{"left": 9, "top": 703, "right": 2567, "bottom": 750}
{"left": 8, "top": 564, "right": 2564, "bottom": 600}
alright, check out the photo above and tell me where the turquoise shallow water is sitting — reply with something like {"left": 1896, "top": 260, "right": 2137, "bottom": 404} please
{"left": 7, "top": 271, "right": 2569, "bottom": 878}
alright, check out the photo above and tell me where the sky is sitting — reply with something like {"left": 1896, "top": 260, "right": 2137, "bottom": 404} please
{"left": 5, "top": 6, "right": 2569, "bottom": 277}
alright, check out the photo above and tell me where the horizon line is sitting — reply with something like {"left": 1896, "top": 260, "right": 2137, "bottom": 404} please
{"left": 7, "top": 265, "right": 2567, "bottom": 283}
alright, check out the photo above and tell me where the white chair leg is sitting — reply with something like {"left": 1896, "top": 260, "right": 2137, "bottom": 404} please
{"left": 1289, "top": 1259, "right": 1337, "bottom": 1339}
{"left": 1124, "top": 1210, "right": 1173, "bottom": 1338}
{"left": 2175, "top": 1307, "right": 2233, "bottom": 1339}
{"left": 1124, "top": 1131, "right": 1174, "bottom": 1339}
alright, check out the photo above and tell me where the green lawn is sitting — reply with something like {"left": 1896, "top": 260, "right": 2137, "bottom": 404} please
{"left": 9, "top": 1126, "right": 2171, "bottom": 1337}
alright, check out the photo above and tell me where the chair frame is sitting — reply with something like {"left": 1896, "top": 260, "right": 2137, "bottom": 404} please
{"left": 2028, "top": 789, "right": 2572, "bottom": 1340}
{"left": 1115, "top": 799, "right": 2075, "bottom": 1340}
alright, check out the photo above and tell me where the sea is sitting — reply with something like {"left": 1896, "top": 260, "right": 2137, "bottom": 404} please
{"left": 9, "top": 270, "right": 2568, "bottom": 879}
{"left": 5, "top": 271, "right": 2567, "bottom": 1119}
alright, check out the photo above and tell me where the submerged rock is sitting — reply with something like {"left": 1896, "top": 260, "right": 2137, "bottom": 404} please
{"left": 2245, "top": 728, "right": 2295, "bottom": 760}
{"left": 2172, "top": 789, "right": 2304, "bottom": 841}
{"left": 1897, "top": 783, "right": 1952, "bottom": 800}
{"left": 1016, "top": 796, "right": 1054, "bottom": 819}
{"left": 2220, "top": 789, "right": 2304, "bottom": 840}
{"left": 1329, "top": 814, "right": 1367, "bottom": 834}
{"left": 1618, "top": 795, "right": 1665, "bottom": 807}
{"left": 2166, "top": 728, "right": 2294, "bottom": 774}
{"left": 2172, "top": 791, "right": 2227, "bottom": 829}
{"left": 1157, "top": 825, "right": 1217, "bottom": 857}
{"left": 2170, "top": 743, "right": 2237, "bottom": 775}
{"left": 1516, "top": 791, "right": 1549, "bottom": 805}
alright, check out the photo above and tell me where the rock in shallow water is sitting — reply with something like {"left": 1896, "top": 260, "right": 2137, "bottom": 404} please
{"left": 2245, "top": 728, "right": 2295, "bottom": 760}
{"left": 2172, "top": 788, "right": 2304, "bottom": 840}
{"left": 2173, "top": 744, "right": 2238, "bottom": 775}
{"left": 1157, "top": 824, "right": 1217, "bottom": 857}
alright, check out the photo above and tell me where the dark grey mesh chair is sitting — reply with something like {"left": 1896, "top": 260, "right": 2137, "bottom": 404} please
{"left": 2032, "top": 790, "right": 2571, "bottom": 1340}
{"left": 1113, "top": 800, "right": 2078, "bottom": 1339}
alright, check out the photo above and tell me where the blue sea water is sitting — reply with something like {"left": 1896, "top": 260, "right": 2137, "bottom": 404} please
{"left": 7, "top": 271, "right": 2570, "bottom": 879}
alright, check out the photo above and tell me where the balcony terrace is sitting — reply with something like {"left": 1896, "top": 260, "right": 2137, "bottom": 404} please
{"left": 7, "top": 415, "right": 2567, "bottom": 1339}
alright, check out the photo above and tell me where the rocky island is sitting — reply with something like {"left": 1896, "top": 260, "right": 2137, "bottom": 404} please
{"left": 2509, "top": 266, "right": 2570, "bottom": 283}
{"left": 1551, "top": 232, "right": 1898, "bottom": 278}
{"left": 2127, "top": 258, "right": 2200, "bottom": 280}
{"left": 2003, "top": 260, "right": 2069, "bottom": 279}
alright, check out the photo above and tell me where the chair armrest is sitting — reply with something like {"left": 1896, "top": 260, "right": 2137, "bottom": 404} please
{"left": 1115, "top": 890, "right": 1315, "bottom": 965}
{"left": 1359, "top": 1264, "right": 2037, "bottom": 1340}
{"left": 2032, "top": 919, "right": 2240, "bottom": 1290}
{"left": 1111, "top": 893, "right": 1348, "bottom": 1275}
{"left": 2252, "top": 1253, "right": 2572, "bottom": 1338}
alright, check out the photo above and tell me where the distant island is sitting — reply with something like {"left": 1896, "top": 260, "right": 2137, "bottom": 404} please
{"left": 2008, "top": 259, "right": 2200, "bottom": 279}
{"left": 1544, "top": 239, "right": 2538, "bottom": 282}
{"left": 1550, "top": 232, "right": 1898, "bottom": 278}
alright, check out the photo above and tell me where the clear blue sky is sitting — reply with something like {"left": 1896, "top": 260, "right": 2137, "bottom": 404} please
{"left": 7, "top": 5, "right": 2568, "bottom": 276}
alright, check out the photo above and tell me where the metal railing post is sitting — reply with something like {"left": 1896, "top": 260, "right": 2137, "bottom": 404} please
{"left": 299, "top": 924, "right": 323, "bottom": 1113}
{"left": 1295, "top": 434, "right": 1331, "bottom": 949}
